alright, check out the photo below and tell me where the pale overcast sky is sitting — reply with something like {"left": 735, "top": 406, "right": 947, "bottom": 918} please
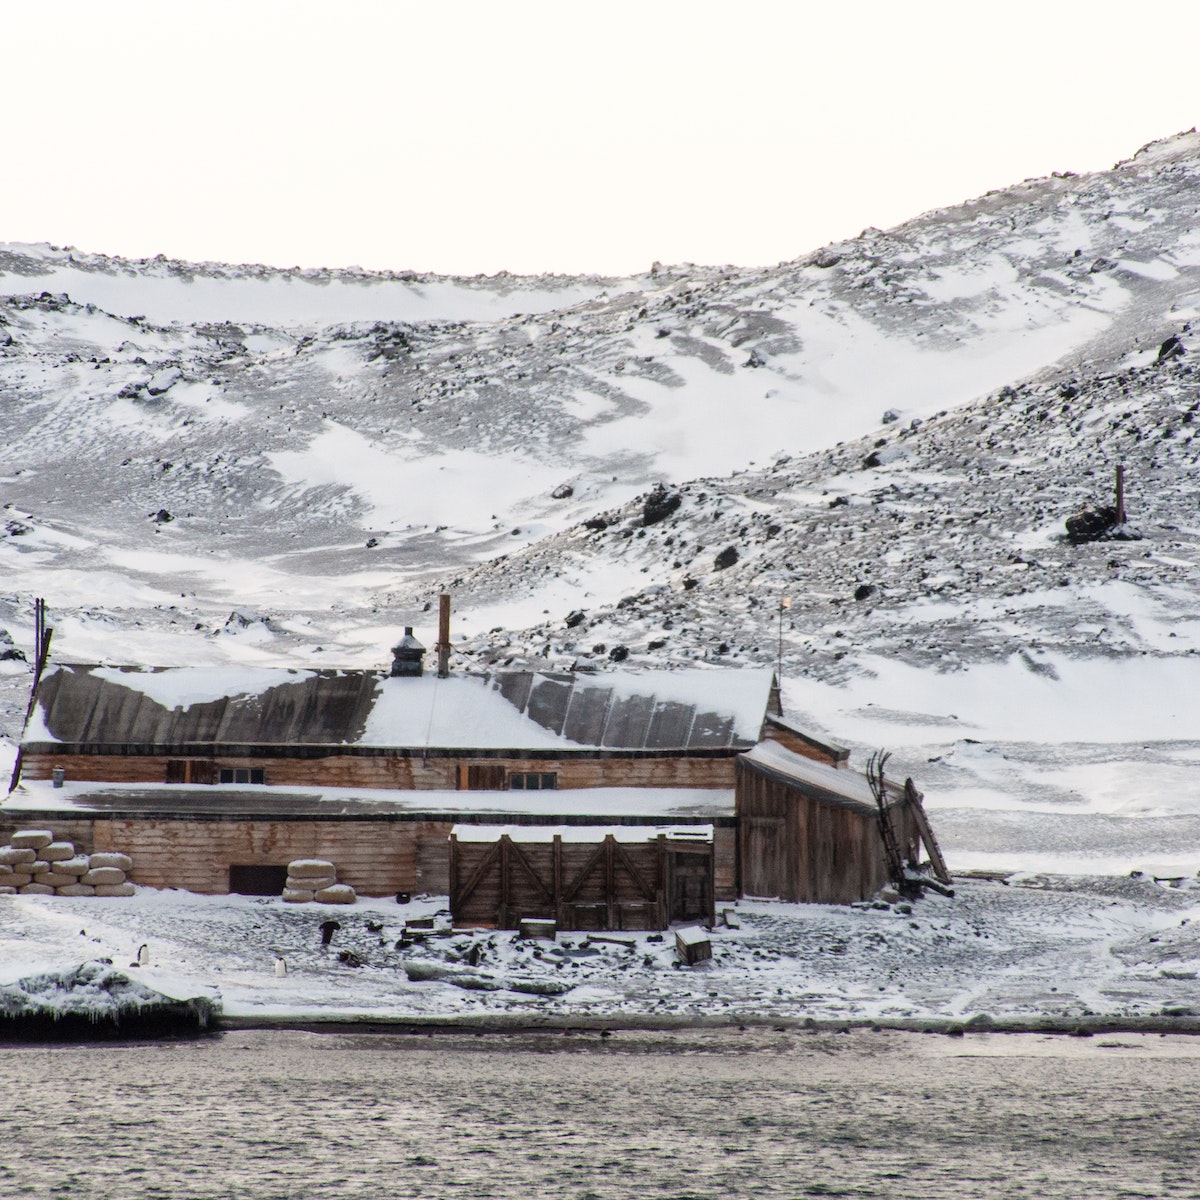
{"left": 5, "top": 1, "right": 1198, "bottom": 276}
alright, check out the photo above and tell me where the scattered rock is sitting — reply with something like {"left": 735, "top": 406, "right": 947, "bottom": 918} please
{"left": 146, "top": 367, "right": 182, "bottom": 395}
{"left": 565, "top": 610, "right": 586, "bottom": 628}
{"left": 551, "top": 483, "right": 574, "bottom": 500}
{"left": 854, "top": 583, "right": 875, "bottom": 601}
{"left": 642, "top": 485, "right": 682, "bottom": 526}
{"left": 713, "top": 546, "right": 739, "bottom": 571}
{"left": 0, "top": 630, "right": 25, "bottom": 662}
{"left": 1065, "top": 505, "right": 1145, "bottom": 544}
{"left": 608, "top": 645, "right": 629, "bottom": 662}
{"left": 808, "top": 247, "right": 842, "bottom": 269}
{"left": 1157, "top": 335, "right": 1186, "bottom": 362}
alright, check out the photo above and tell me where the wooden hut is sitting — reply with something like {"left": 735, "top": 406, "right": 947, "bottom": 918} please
{"left": 735, "top": 741, "right": 927, "bottom": 904}
{"left": 449, "top": 824, "right": 715, "bottom": 931}
{"left": 0, "top": 781, "right": 736, "bottom": 901}
{"left": 14, "top": 662, "right": 777, "bottom": 793}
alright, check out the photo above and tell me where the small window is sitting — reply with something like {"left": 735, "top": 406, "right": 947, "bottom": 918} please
{"left": 461, "top": 764, "right": 507, "bottom": 790}
{"left": 509, "top": 771, "right": 557, "bottom": 791}
{"left": 166, "top": 759, "right": 215, "bottom": 784}
{"left": 219, "top": 768, "right": 266, "bottom": 785}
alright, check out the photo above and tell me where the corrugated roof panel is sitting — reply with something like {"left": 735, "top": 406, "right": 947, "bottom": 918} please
{"left": 644, "top": 700, "right": 694, "bottom": 750}
{"left": 601, "top": 693, "right": 657, "bottom": 748}
{"left": 25, "top": 663, "right": 776, "bottom": 752}
{"left": 688, "top": 710, "right": 735, "bottom": 748}
{"left": 524, "top": 675, "right": 573, "bottom": 737}
{"left": 560, "top": 685, "right": 613, "bottom": 747}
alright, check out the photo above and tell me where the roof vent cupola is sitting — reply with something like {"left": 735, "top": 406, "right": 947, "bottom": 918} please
{"left": 390, "top": 628, "right": 426, "bottom": 677}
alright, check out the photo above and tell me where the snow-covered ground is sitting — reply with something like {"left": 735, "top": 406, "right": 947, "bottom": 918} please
{"left": 3, "top": 875, "right": 1199, "bottom": 1028}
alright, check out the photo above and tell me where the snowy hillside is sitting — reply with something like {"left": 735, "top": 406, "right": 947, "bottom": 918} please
{"left": 3, "top": 130, "right": 1200, "bottom": 876}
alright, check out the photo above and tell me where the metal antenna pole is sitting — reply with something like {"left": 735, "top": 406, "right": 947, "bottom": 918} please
{"left": 776, "top": 596, "right": 791, "bottom": 683}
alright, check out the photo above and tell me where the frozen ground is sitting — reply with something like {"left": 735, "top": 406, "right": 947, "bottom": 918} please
{"left": 3, "top": 875, "right": 1200, "bottom": 1029}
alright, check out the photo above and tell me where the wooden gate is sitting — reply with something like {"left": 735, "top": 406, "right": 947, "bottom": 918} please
{"left": 449, "top": 826, "right": 715, "bottom": 931}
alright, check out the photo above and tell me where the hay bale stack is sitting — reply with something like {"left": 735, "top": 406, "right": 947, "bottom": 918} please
{"left": 283, "top": 859, "right": 355, "bottom": 905}
{"left": 82, "top": 867, "right": 127, "bottom": 887}
{"left": 94, "top": 883, "right": 136, "bottom": 897}
{"left": 57, "top": 883, "right": 96, "bottom": 897}
{"left": 0, "top": 831, "right": 137, "bottom": 898}
{"left": 0, "top": 886, "right": 15, "bottom": 896}
{"left": 88, "top": 852, "right": 133, "bottom": 872}
{"left": 9, "top": 830, "right": 53, "bottom": 851}
{"left": 39, "top": 872, "right": 80, "bottom": 888}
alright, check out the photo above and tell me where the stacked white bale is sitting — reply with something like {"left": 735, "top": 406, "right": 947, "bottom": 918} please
{"left": 83, "top": 852, "right": 135, "bottom": 897}
{"left": 0, "top": 833, "right": 136, "bottom": 897}
{"left": 6, "top": 832, "right": 55, "bottom": 895}
{"left": 46, "top": 851, "right": 94, "bottom": 895}
{"left": 9, "top": 830, "right": 53, "bottom": 850}
{"left": 284, "top": 859, "right": 355, "bottom": 904}
{"left": 314, "top": 884, "right": 356, "bottom": 904}
{"left": 38, "top": 842, "right": 81, "bottom": 887}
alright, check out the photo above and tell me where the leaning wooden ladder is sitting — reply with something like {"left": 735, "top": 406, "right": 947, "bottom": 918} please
{"left": 867, "top": 750, "right": 905, "bottom": 888}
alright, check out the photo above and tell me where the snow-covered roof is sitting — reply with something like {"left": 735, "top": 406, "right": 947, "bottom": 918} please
{"left": 740, "top": 740, "right": 901, "bottom": 814}
{"left": 24, "top": 664, "right": 775, "bottom": 753}
{"left": 450, "top": 823, "right": 713, "bottom": 844}
{"left": 3, "top": 779, "right": 734, "bottom": 821}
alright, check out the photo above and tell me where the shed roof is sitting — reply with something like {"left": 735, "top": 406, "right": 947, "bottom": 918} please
{"left": 23, "top": 664, "right": 774, "bottom": 753}
{"left": 739, "top": 741, "right": 902, "bottom": 816}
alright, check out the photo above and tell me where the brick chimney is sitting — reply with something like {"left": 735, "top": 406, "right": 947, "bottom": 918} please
{"left": 390, "top": 627, "right": 426, "bottom": 677}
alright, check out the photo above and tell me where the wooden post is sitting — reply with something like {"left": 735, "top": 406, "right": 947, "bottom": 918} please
{"left": 1115, "top": 464, "right": 1126, "bottom": 525}
{"left": 553, "top": 834, "right": 563, "bottom": 927}
{"left": 604, "top": 834, "right": 615, "bottom": 930}
{"left": 437, "top": 593, "right": 451, "bottom": 678}
{"left": 499, "top": 834, "right": 511, "bottom": 929}
{"left": 776, "top": 596, "right": 791, "bottom": 685}
{"left": 662, "top": 835, "right": 672, "bottom": 926}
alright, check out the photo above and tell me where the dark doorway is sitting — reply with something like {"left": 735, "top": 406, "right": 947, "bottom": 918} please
{"left": 229, "top": 865, "right": 288, "bottom": 896}
{"left": 667, "top": 851, "right": 713, "bottom": 923}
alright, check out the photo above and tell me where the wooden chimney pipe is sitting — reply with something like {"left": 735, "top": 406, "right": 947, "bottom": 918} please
{"left": 437, "top": 593, "right": 451, "bottom": 678}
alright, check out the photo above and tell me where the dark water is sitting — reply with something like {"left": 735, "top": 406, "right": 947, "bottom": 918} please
{"left": 4, "top": 1028, "right": 1200, "bottom": 1199}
